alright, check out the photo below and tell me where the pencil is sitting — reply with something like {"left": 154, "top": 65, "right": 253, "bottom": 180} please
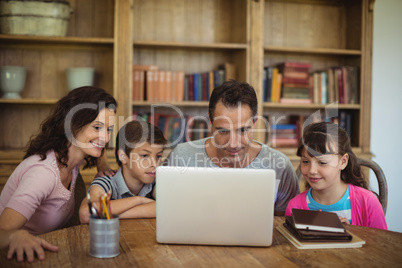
{"left": 102, "top": 194, "right": 110, "bottom": 220}
{"left": 107, "top": 190, "right": 113, "bottom": 219}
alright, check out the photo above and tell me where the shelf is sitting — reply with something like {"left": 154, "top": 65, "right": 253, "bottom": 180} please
{"left": 264, "top": 46, "right": 361, "bottom": 56}
{"left": 0, "top": 35, "right": 114, "bottom": 45}
{"left": 134, "top": 40, "right": 248, "bottom": 50}
{"left": 0, "top": 98, "right": 59, "bottom": 105}
{"left": 132, "top": 101, "right": 209, "bottom": 107}
{"left": 263, "top": 103, "right": 361, "bottom": 110}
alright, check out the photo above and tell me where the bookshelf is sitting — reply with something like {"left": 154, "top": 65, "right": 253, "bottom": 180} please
{"left": 0, "top": 0, "right": 374, "bottom": 190}
{"left": 0, "top": 0, "right": 117, "bottom": 189}
{"left": 254, "top": 0, "right": 374, "bottom": 168}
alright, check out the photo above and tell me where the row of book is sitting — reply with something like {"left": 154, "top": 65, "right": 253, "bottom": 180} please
{"left": 264, "top": 110, "right": 354, "bottom": 147}
{"left": 132, "top": 63, "right": 236, "bottom": 102}
{"left": 263, "top": 62, "right": 359, "bottom": 105}
{"left": 312, "top": 66, "right": 359, "bottom": 105}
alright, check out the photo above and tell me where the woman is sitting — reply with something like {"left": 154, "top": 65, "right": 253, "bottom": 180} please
{"left": 0, "top": 86, "right": 117, "bottom": 262}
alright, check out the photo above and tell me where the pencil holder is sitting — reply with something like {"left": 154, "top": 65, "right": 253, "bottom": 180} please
{"left": 89, "top": 216, "right": 120, "bottom": 258}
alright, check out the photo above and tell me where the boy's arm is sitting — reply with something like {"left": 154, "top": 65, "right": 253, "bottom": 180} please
{"left": 79, "top": 185, "right": 154, "bottom": 223}
{"left": 119, "top": 201, "right": 156, "bottom": 219}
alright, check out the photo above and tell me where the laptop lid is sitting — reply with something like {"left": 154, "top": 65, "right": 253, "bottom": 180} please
{"left": 156, "top": 166, "right": 276, "bottom": 247}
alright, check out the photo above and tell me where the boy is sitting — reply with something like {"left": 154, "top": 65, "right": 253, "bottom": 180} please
{"left": 79, "top": 120, "right": 167, "bottom": 223}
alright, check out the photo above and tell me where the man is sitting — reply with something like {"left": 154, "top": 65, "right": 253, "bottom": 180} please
{"left": 165, "top": 80, "right": 299, "bottom": 215}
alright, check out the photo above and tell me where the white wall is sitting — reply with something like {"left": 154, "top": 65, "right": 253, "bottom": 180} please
{"left": 372, "top": 0, "right": 402, "bottom": 233}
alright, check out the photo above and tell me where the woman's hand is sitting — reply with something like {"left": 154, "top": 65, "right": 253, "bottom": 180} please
{"left": 95, "top": 168, "right": 116, "bottom": 178}
{"left": 96, "top": 153, "right": 116, "bottom": 178}
{"left": 5, "top": 229, "right": 58, "bottom": 262}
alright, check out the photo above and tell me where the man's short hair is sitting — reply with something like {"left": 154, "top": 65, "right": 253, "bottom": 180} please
{"left": 208, "top": 80, "right": 258, "bottom": 122}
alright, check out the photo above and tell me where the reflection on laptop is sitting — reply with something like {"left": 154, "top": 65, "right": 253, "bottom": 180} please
{"left": 156, "top": 166, "right": 276, "bottom": 247}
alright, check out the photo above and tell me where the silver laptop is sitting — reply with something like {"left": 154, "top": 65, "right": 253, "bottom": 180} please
{"left": 156, "top": 166, "right": 276, "bottom": 247}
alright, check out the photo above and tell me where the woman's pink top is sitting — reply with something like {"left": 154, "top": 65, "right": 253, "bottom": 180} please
{"left": 285, "top": 184, "right": 387, "bottom": 230}
{"left": 0, "top": 150, "right": 79, "bottom": 235}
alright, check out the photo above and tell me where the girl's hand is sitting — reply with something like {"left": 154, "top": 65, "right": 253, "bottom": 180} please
{"left": 338, "top": 217, "right": 350, "bottom": 225}
{"left": 7, "top": 229, "right": 58, "bottom": 262}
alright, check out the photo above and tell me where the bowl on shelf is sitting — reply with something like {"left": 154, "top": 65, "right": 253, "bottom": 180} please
{"left": 66, "top": 67, "right": 95, "bottom": 91}
{"left": 0, "top": 66, "right": 27, "bottom": 99}
{"left": 0, "top": 0, "right": 71, "bottom": 37}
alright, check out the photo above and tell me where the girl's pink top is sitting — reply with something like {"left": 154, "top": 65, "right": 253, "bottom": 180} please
{"left": 285, "top": 184, "right": 387, "bottom": 230}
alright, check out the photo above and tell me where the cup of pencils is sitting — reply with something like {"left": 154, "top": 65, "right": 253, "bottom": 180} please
{"left": 88, "top": 193, "right": 120, "bottom": 258}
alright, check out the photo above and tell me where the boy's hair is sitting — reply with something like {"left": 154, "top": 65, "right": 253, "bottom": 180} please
{"left": 297, "top": 122, "right": 367, "bottom": 189}
{"left": 115, "top": 120, "right": 167, "bottom": 167}
{"left": 208, "top": 80, "right": 258, "bottom": 122}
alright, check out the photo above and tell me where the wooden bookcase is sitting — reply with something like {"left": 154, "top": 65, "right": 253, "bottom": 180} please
{"left": 252, "top": 0, "right": 374, "bottom": 168}
{"left": 0, "top": 0, "right": 374, "bottom": 191}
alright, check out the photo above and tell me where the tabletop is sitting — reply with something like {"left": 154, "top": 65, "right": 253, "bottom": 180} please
{"left": 1, "top": 217, "right": 402, "bottom": 267}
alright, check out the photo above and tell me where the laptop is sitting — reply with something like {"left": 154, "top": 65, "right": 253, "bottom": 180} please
{"left": 155, "top": 166, "right": 276, "bottom": 247}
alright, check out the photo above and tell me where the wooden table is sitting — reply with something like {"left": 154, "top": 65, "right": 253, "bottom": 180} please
{"left": 1, "top": 217, "right": 402, "bottom": 267}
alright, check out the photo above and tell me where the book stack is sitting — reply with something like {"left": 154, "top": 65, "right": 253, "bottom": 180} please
{"left": 270, "top": 124, "right": 299, "bottom": 148}
{"left": 278, "top": 62, "right": 312, "bottom": 104}
{"left": 276, "top": 209, "right": 365, "bottom": 249}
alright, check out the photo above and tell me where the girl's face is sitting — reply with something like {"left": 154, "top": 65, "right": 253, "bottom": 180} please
{"left": 73, "top": 108, "right": 115, "bottom": 158}
{"left": 121, "top": 142, "right": 164, "bottom": 187}
{"left": 300, "top": 148, "right": 349, "bottom": 192}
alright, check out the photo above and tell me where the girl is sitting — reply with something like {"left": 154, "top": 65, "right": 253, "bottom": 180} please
{"left": 79, "top": 120, "right": 167, "bottom": 223}
{"left": 0, "top": 86, "right": 117, "bottom": 262}
{"left": 285, "top": 122, "right": 387, "bottom": 230}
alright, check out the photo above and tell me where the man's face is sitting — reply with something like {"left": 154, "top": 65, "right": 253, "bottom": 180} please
{"left": 210, "top": 101, "right": 255, "bottom": 167}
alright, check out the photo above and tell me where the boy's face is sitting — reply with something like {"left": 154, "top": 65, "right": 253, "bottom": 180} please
{"left": 122, "top": 142, "right": 164, "bottom": 186}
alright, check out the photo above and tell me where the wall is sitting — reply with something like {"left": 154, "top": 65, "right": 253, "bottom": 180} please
{"left": 372, "top": 0, "right": 402, "bottom": 232}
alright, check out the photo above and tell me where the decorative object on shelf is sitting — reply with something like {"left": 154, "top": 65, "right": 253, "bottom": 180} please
{"left": 0, "top": 65, "right": 27, "bottom": 99}
{"left": 66, "top": 67, "right": 95, "bottom": 91}
{"left": 0, "top": 0, "right": 71, "bottom": 37}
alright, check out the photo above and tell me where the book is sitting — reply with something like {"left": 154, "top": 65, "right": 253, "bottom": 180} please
{"left": 276, "top": 224, "right": 365, "bottom": 249}
{"left": 265, "top": 67, "right": 273, "bottom": 102}
{"left": 132, "top": 70, "right": 144, "bottom": 101}
{"left": 146, "top": 70, "right": 157, "bottom": 101}
{"left": 157, "top": 71, "right": 166, "bottom": 101}
{"left": 321, "top": 71, "right": 327, "bottom": 104}
{"left": 291, "top": 209, "right": 346, "bottom": 233}
{"left": 284, "top": 216, "right": 352, "bottom": 242}
{"left": 208, "top": 71, "right": 214, "bottom": 98}
{"left": 221, "top": 62, "right": 236, "bottom": 81}
{"left": 165, "top": 71, "right": 172, "bottom": 101}
{"left": 279, "top": 98, "right": 312, "bottom": 104}
{"left": 176, "top": 71, "right": 185, "bottom": 101}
